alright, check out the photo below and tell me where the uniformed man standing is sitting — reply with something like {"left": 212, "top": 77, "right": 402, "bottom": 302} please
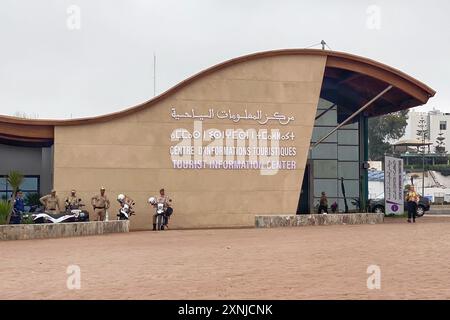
{"left": 152, "top": 188, "right": 172, "bottom": 230}
{"left": 65, "top": 189, "right": 83, "bottom": 210}
{"left": 40, "top": 189, "right": 61, "bottom": 214}
{"left": 91, "top": 186, "right": 110, "bottom": 221}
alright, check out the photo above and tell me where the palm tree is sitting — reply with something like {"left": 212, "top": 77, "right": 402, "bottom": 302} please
{"left": 5, "top": 171, "right": 24, "bottom": 224}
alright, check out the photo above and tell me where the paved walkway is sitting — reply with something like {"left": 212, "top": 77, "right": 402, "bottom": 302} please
{"left": 1, "top": 216, "right": 449, "bottom": 299}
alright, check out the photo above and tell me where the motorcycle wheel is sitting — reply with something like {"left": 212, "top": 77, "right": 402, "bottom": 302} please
{"left": 156, "top": 215, "right": 164, "bottom": 230}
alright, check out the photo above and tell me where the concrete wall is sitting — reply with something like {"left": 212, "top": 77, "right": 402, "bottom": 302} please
{"left": 0, "top": 144, "right": 53, "bottom": 195}
{"left": 54, "top": 54, "right": 327, "bottom": 230}
{"left": 0, "top": 220, "right": 129, "bottom": 241}
{"left": 255, "top": 213, "right": 384, "bottom": 228}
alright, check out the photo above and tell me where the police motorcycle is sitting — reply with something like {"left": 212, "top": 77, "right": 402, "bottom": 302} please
{"left": 64, "top": 198, "right": 90, "bottom": 221}
{"left": 117, "top": 194, "right": 135, "bottom": 220}
{"left": 32, "top": 210, "right": 88, "bottom": 224}
{"left": 32, "top": 198, "right": 89, "bottom": 224}
{"left": 148, "top": 197, "right": 165, "bottom": 230}
{"left": 148, "top": 197, "right": 173, "bottom": 230}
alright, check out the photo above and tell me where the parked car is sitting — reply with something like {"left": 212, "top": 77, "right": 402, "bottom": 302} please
{"left": 368, "top": 196, "right": 430, "bottom": 217}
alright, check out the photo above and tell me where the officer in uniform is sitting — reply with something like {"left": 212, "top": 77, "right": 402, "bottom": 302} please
{"left": 40, "top": 189, "right": 61, "bottom": 214}
{"left": 152, "top": 188, "right": 172, "bottom": 230}
{"left": 65, "top": 189, "right": 83, "bottom": 210}
{"left": 91, "top": 186, "right": 110, "bottom": 221}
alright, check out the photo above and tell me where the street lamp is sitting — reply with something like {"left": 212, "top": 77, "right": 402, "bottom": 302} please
{"left": 421, "top": 128, "right": 425, "bottom": 197}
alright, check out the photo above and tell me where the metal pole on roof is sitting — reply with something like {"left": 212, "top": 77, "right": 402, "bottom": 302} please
{"left": 153, "top": 53, "right": 156, "bottom": 97}
{"left": 310, "top": 85, "right": 394, "bottom": 150}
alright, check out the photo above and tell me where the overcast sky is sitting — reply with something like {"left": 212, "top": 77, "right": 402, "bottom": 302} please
{"left": 1, "top": 0, "right": 449, "bottom": 119}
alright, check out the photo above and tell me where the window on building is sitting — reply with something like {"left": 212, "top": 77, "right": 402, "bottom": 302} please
{"left": 440, "top": 121, "right": 447, "bottom": 131}
{"left": 0, "top": 176, "right": 40, "bottom": 201}
{"left": 309, "top": 97, "right": 361, "bottom": 213}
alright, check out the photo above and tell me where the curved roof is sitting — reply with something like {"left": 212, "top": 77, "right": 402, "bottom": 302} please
{"left": 0, "top": 49, "right": 436, "bottom": 145}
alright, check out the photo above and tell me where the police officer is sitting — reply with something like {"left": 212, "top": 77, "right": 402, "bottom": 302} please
{"left": 40, "top": 189, "right": 61, "bottom": 214}
{"left": 91, "top": 186, "right": 110, "bottom": 221}
{"left": 65, "top": 189, "right": 83, "bottom": 210}
{"left": 152, "top": 188, "right": 172, "bottom": 230}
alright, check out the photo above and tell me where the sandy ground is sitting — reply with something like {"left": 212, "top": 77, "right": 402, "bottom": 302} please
{"left": 1, "top": 216, "right": 449, "bottom": 300}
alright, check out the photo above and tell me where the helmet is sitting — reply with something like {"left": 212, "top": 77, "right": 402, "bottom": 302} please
{"left": 117, "top": 194, "right": 125, "bottom": 201}
{"left": 148, "top": 197, "right": 156, "bottom": 205}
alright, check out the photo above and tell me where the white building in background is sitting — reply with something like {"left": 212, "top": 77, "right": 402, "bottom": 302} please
{"left": 402, "top": 109, "right": 450, "bottom": 152}
{"left": 403, "top": 110, "right": 428, "bottom": 141}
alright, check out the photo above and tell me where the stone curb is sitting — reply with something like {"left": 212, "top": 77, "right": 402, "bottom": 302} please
{"left": 0, "top": 220, "right": 129, "bottom": 241}
{"left": 255, "top": 213, "right": 384, "bottom": 228}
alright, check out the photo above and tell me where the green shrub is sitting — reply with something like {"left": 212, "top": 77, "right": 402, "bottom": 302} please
{"left": 24, "top": 193, "right": 41, "bottom": 207}
{"left": 0, "top": 200, "right": 13, "bottom": 225}
{"left": 5, "top": 171, "right": 24, "bottom": 224}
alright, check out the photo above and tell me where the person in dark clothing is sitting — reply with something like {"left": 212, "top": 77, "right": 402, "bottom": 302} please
{"left": 14, "top": 190, "right": 25, "bottom": 212}
{"left": 406, "top": 185, "right": 419, "bottom": 223}
{"left": 10, "top": 190, "right": 25, "bottom": 224}
{"left": 318, "top": 191, "right": 328, "bottom": 214}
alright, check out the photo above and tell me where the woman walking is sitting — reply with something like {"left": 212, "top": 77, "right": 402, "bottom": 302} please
{"left": 406, "top": 185, "right": 419, "bottom": 223}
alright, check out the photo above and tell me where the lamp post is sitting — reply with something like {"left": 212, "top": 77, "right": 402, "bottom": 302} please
{"left": 417, "top": 115, "right": 427, "bottom": 197}
{"left": 422, "top": 130, "right": 425, "bottom": 197}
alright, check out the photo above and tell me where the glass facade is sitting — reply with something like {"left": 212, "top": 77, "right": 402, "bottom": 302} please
{"left": 0, "top": 176, "right": 40, "bottom": 201}
{"left": 307, "top": 98, "right": 360, "bottom": 212}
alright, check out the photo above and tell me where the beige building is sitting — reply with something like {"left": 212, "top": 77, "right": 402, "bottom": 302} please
{"left": 0, "top": 49, "right": 435, "bottom": 230}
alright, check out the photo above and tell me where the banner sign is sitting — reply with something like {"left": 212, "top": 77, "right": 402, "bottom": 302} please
{"left": 384, "top": 156, "right": 404, "bottom": 215}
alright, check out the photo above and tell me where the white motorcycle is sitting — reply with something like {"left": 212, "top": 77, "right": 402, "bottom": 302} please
{"left": 32, "top": 210, "right": 88, "bottom": 224}
{"left": 117, "top": 194, "right": 135, "bottom": 220}
{"left": 148, "top": 197, "right": 167, "bottom": 230}
{"left": 65, "top": 202, "right": 90, "bottom": 221}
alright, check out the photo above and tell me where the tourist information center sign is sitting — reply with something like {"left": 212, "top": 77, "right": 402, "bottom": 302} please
{"left": 169, "top": 107, "right": 297, "bottom": 176}
{"left": 384, "top": 156, "right": 404, "bottom": 215}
